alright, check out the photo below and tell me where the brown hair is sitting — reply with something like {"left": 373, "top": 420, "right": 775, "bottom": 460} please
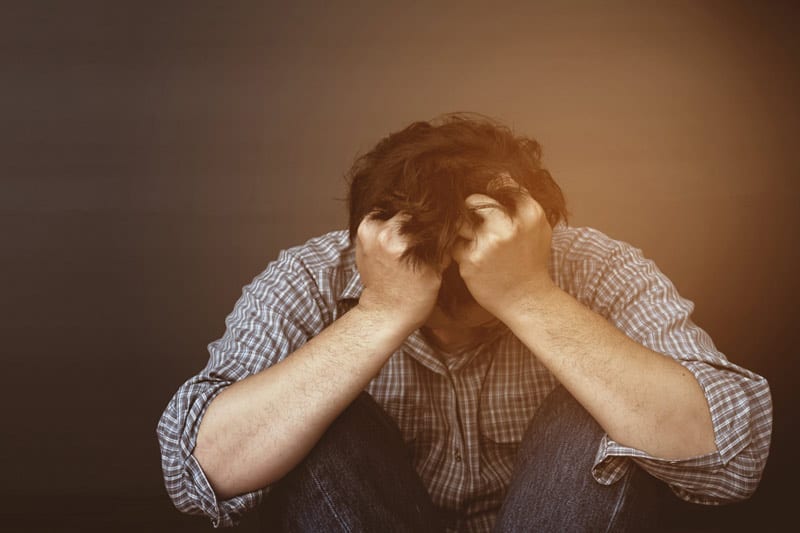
{"left": 346, "top": 113, "right": 568, "bottom": 315}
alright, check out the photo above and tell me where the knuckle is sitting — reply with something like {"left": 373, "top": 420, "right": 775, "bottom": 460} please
{"left": 376, "top": 228, "right": 392, "bottom": 247}
{"left": 530, "top": 201, "right": 546, "bottom": 221}
{"left": 379, "top": 230, "right": 406, "bottom": 256}
{"left": 357, "top": 218, "right": 373, "bottom": 239}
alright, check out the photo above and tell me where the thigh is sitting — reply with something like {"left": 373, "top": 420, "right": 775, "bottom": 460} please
{"left": 494, "top": 386, "right": 672, "bottom": 532}
{"left": 259, "top": 391, "right": 443, "bottom": 533}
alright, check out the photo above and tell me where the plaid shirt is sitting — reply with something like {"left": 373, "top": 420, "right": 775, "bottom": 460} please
{"left": 157, "top": 226, "right": 772, "bottom": 530}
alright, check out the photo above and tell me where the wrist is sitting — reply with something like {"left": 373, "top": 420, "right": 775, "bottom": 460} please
{"left": 351, "top": 300, "right": 423, "bottom": 337}
{"left": 494, "top": 277, "right": 561, "bottom": 326}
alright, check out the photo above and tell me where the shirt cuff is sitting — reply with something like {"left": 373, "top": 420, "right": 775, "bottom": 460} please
{"left": 184, "top": 453, "right": 266, "bottom": 528}
{"left": 678, "top": 360, "right": 752, "bottom": 464}
{"left": 592, "top": 434, "right": 730, "bottom": 504}
{"left": 178, "top": 379, "right": 267, "bottom": 527}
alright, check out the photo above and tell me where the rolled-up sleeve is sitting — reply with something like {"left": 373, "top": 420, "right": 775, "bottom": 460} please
{"left": 157, "top": 366, "right": 260, "bottom": 527}
{"left": 156, "top": 244, "right": 337, "bottom": 527}
{"left": 571, "top": 229, "right": 772, "bottom": 504}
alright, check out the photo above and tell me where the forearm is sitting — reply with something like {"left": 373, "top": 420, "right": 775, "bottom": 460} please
{"left": 194, "top": 304, "right": 414, "bottom": 499}
{"left": 501, "top": 282, "right": 717, "bottom": 459}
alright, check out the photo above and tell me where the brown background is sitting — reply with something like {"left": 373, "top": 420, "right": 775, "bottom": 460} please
{"left": 2, "top": 1, "right": 797, "bottom": 531}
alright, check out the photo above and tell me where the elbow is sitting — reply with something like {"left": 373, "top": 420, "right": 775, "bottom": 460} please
{"left": 157, "top": 415, "right": 209, "bottom": 518}
{"left": 194, "top": 424, "right": 240, "bottom": 500}
{"left": 194, "top": 419, "right": 288, "bottom": 500}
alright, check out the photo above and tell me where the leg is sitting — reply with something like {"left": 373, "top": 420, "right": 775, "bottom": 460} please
{"left": 259, "top": 392, "right": 443, "bottom": 533}
{"left": 494, "top": 386, "right": 676, "bottom": 532}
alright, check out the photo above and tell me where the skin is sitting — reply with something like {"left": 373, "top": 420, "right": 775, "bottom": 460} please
{"left": 194, "top": 188, "right": 717, "bottom": 500}
{"left": 450, "top": 191, "right": 717, "bottom": 460}
{"left": 194, "top": 213, "right": 445, "bottom": 498}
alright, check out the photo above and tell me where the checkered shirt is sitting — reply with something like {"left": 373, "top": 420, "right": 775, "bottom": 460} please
{"left": 157, "top": 225, "right": 772, "bottom": 530}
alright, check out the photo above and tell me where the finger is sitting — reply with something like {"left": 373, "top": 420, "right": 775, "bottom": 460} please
{"left": 451, "top": 236, "right": 469, "bottom": 265}
{"left": 464, "top": 193, "right": 513, "bottom": 236}
{"left": 386, "top": 210, "right": 412, "bottom": 225}
{"left": 356, "top": 213, "right": 381, "bottom": 242}
{"left": 357, "top": 212, "right": 409, "bottom": 255}
{"left": 486, "top": 173, "right": 528, "bottom": 196}
{"left": 484, "top": 174, "right": 543, "bottom": 224}
{"left": 438, "top": 253, "right": 452, "bottom": 273}
{"left": 464, "top": 193, "right": 505, "bottom": 212}
{"left": 456, "top": 216, "right": 477, "bottom": 241}
{"left": 372, "top": 212, "right": 414, "bottom": 256}
{"left": 513, "top": 191, "right": 546, "bottom": 228}
{"left": 360, "top": 210, "right": 407, "bottom": 237}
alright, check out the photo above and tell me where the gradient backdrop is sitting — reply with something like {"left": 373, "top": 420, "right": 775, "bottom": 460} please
{"left": 2, "top": 1, "right": 798, "bottom": 531}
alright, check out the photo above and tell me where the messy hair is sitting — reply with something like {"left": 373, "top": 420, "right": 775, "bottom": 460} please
{"left": 347, "top": 113, "right": 567, "bottom": 262}
{"left": 346, "top": 113, "right": 568, "bottom": 316}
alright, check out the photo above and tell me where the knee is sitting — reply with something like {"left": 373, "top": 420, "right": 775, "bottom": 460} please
{"left": 331, "top": 391, "right": 402, "bottom": 439}
{"left": 261, "top": 392, "right": 437, "bottom": 532}
{"left": 517, "top": 385, "right": 604, "bottom": 460}
{"left": 302, "top": 391, "right": 410, "bottom": 473}
{"left": 498, "top": 386, "right": 674, "bottom": 532}
{"left": 315, "top": 392, "right": 402, "bottom": 448}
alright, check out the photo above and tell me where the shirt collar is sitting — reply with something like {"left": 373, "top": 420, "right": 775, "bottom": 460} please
{"left": 338, "top": 269, "right": 363, "bottom": 302}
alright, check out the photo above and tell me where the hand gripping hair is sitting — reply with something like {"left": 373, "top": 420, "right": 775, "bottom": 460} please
{"left": 346, "top": 113, "right": 568, "bottom": 316}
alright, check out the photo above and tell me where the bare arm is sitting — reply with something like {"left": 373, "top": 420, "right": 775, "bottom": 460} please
{"left": 452, "top": 189, "right": 716, "bottom": 459}
{"left": 194, "top": 212, "right": 443, "bottom": 499}
{"left": 194, "top": 304, "right": 413, "bottom": 498}
{"left": 501, "top": 282, "right": 716, "bottom": 459}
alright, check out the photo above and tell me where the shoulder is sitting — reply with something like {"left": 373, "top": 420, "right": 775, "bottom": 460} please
{"left": 278, "top": 230, "right": 355, "bottom": 272}
{"left": 549, "top": 225, "right": 657, "bottom": 306}
{"left": 250, "top": 229, "right": 356, "bottom": 305}
{"left": 551, "top": 224, "right": 645, "bottom": 274}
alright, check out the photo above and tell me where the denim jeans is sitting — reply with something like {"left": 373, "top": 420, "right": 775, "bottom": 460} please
{"left": 259, "top": 386, "right": 696, "bottom": 532}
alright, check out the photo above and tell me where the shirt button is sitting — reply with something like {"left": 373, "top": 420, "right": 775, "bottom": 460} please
{"left": 455, "top": 452, "right": 462, "bottom": 463}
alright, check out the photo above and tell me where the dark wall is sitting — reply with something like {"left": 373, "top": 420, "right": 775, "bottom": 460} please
{"left": 2, "top": 2, "right": 797, "bottom": 531}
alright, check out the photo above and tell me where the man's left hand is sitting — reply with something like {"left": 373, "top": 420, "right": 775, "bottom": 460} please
{"left": 451, "top": 187, "right": 555, "bottom": 321}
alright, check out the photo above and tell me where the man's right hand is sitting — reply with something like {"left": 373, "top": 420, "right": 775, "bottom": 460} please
{"left": 355, "top": 212, "right": 445, "bottom": 330}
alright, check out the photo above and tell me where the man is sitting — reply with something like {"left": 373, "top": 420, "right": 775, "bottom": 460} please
{"left": 158, "top": 114, "right": 772, "bottom": 532}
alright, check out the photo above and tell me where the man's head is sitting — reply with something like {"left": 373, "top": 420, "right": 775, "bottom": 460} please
{"left": 347, "top": 113, "right": 567, "bottom": 319}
